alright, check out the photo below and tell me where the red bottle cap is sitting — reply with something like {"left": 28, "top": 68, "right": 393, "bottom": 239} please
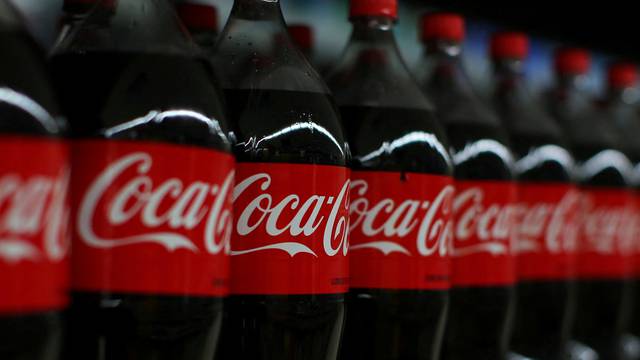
{"left": 490, "top": 32, "right": 529, "bottom": 59}
{"left": 608, "top": 62, "right": 638, "bottom": 89}
{"left": 350, "top": 0, "right": 398, "bottom": 20}
{"left": 554, "top": 48, "right": 591, "bottom": 75}
{"left": 288, "top": 24, "right": 313, "bottom": 51}
{"left": 420, "top": 13, "right": 465, "bottom": 43}
{"left": 176, "top": 3, "right": 218, "bottom": 31}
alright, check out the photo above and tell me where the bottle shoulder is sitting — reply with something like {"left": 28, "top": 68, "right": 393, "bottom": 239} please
{"left": 418, "top": 59, "right": 502, "bottom": 128}
{"left": 339, "top": 105, "right": 452, "bottom": 176}
{"left": 511, "top": 141, "right": 575, "bottom": 183}
{"left": 546, "top": 93, "right": 631, "bottom": 186}
{"left": 328, "top": 46, "right": 435, "bottom": 111}
{"left": 50, "top": 52, "right": 231, "bottom": 153}
{"left": 574, "top": 146, "right": 633, "bottom": 187}
{"left": 214, "top": 13, "right": 347, "bottom": 165}
{"left": 445, "top": 121, "right": 515, "bottom": 181}
{"left": 493, "top": 80, "right": 564, "bottom": 142}
{"left": 223, "top": 88, "right": 348, "bottom": 166}
{"left": 0, "top": 29, "right": 63, "bottom": 137}
{"left": 494, "top": 86, "right": 575, "bottom": 183}
{"left": 608, "top": 101, "right": 640, "bottom": 162}
{"left": 213, "top": 22, "right": 329, "bottom": 95}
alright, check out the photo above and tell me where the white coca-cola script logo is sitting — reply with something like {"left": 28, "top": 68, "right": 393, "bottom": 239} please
{"left": 348, "top": 180, "right": 454, "bottom": 256}
{"left": 0, "top": 168, "right": 70, "bottom": 263}
{"left": 515, "top": 190, "right": 580, "bottom": 254}
{"left": 78, "top": 153, "right": 233, "bottom": 254}
{"left": 232, "top": 173, "right": 350, "bottom": 258}
{"left": 582, "top": 197, "right": 635, "bottom": 255}
{"left": 453, "top": 187, "right": 517, "bottom": 257}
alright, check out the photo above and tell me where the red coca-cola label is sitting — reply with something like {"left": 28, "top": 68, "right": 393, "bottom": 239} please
{"left": 576, "top": 188, "right": 634, "bottom": 279}
{"left": 349, "top": 171, "right": 454, "bottom": 290}
{"left": 0, "top": 136, "right": 70, "bottom": 314}
{"left": 72, "top": 140, "right": 234, "bottom": 296}
{"left": 514, "top": 184, "right": 581, "bottom": 280}
{"left": 231, "top": 163, "right": 350, "bottom": 295}
{"left": 451, "top": 181, "right": 517, "bottom": 287}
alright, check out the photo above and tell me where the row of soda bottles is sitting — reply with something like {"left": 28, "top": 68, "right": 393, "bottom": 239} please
{"left": 1, "top": 0, "right": 640, "bottom": 359}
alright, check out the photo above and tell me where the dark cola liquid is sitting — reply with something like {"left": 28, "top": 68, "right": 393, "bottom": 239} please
{"left": 49, "top": 52, "right": 229, "bottom": 360}
{"left": 217, "top": 88, "right": 346, "bottom": 360}
{"left": 511, "top": 237, "right": 574, "bottom": 357}
{"left": 443, "top": 121, "right": 515, "bottom": 360}
{"left": 0, "top": 28, "right": 65, "bottom": 360}
{"left": 338, "top": 105, "right": 450, "bottom": 360}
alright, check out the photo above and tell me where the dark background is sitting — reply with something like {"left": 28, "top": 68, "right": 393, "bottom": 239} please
{"left": 424, "top": 1, "right": 639, "bottom": 60}
{"left": 9, "top": 0, "right": 637, "bottom": 95}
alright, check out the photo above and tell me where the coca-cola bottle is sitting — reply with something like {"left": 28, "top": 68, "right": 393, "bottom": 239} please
{"left": 0, "top": 1, "right": 70, "bottom": 359}
{"left": 326, "top": 0, "right": 453, "bottom": 359}
{"left": 601, "top": 62, "right": 640, "bottom": 359}
{"left": 548, "top": 48, "right": 634, "bottom": 360}
{"left": 176, "top": 2, "right": 218, "bottom": 56}
{"left": 415, "top": 13, "right": 517, "bottom": 360}
{"left": 288, "top": 24, "right": 314, "bottom": 62}
{"left": 50, "top": 0, "right": 233, "bottom": 359}
{"left": 213, "top": 0, "right": 349, "bottom": 359}
{"left": 489, "top": 32, "right": 579, "bottom": 360}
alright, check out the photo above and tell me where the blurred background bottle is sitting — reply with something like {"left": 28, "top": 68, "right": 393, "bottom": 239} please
{"left": 548, "top": 48, "right": 634, "bottom": 360}
{"left": 415, "top": 12, "right": 517, "bottom": 360}
{"left": 490, "top": 31, "right": 578, "bottom": 360}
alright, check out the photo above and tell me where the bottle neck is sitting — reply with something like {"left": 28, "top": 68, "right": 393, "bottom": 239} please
{"left": 606, "top": 85, "right": 640, "bottom": 109}
{"left": 419, "top": 38, "right": 475, "bottom": 96}
{"left": 335, "top": 16, "right": 410, "bottom": 80}
{"left": 328, "top": 15, "right": 432, "bottom": 109}
{"left": 492, "top": 58, "right": 526, "bottom": 91}
{"left": 341, "top": 16, "right": 404, "bottom": 69}
{"left": 215, "top": 0, "right": 326, "bottom": 92}
{"left": 350, "top": 16, "right": 396, "bottom": 46}
{"left": 417, "top": 37, "right": 502, "bottom": 127}
{"left": 556, "top": 73, "right": 588, "bottom": 99}
{"left": 424, "top": 39, "right": 463, "bottom": 62}
{"left": 230, "top": 0, "right": 284, "bottom": 21}
{"left": 420, "top": 39, "right": 469, "bottom": 89}
{"left": 556, "top": 73, "right": 589, "bottom": 93}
